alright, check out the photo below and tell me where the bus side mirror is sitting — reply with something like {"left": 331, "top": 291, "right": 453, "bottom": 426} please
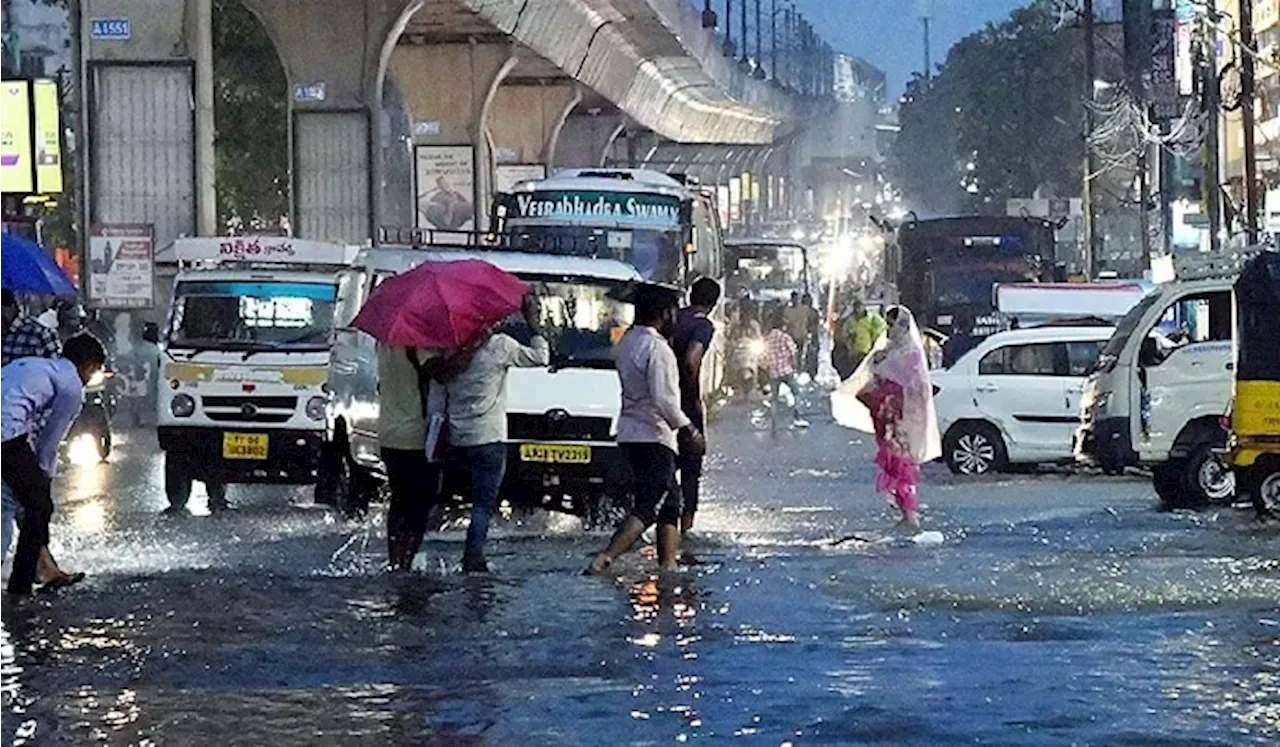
{"left": 142, "top": 323, "right": 160, "bottom": 344}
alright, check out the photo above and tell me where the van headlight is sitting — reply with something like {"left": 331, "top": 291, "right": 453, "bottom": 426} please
{"left": 305, "top": 395, "right": 327, "bottom": 421}
{"left": 171, "top": 393, "right": 196, "bottom": 418}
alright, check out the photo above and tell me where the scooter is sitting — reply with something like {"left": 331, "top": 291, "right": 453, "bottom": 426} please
{"left": 69, "top": 372, "right": 117, "bottom": 461}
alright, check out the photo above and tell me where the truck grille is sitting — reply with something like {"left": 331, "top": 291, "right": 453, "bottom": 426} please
{"left": 508, "top": 412, "right": 612, "bottom": 441}
{"left": 202, "top": 395, "right": 298, "bottom": 424}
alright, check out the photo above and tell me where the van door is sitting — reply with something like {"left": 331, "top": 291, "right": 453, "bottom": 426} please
{"left": 329, "top": 270, "right": 378, "bottom": 450}
{"left": 1140, "top": 290, "right": 1234, "bottom": 451}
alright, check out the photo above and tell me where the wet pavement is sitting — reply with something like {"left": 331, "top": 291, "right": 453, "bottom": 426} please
{"left": 3, "top": 403, "right": 1278, "bottom": 746}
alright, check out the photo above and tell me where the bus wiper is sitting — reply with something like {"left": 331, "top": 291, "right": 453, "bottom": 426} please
{"left": 241, "top": 334, "right": 326, "bottom": 361}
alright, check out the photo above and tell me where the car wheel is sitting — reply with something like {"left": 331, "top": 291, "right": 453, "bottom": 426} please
{"left": 1182, "top": 442, "right": 1235, "bottom": 507}
{"left": 944, "top": 423, "right": 1008, "bottom": 475}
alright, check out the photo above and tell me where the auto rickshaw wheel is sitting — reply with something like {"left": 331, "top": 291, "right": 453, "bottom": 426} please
{"left": 1240, "top": 460, "right": 1280, "bottom": 518}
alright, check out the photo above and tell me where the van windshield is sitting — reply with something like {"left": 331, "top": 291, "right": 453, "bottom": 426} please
{"left": 499, "top": 274, "right": 635, "bottom": 370}
{"left": 1100, "top": 291, "right": 1161, "bottom": 359}
{"left": 169, "top": 280, "right": 337, "bottom": 351}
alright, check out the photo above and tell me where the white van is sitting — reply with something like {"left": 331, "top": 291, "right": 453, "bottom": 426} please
{"left": 1075, "top": 268, "right": 1241, "bottom": 508}
{"left": 146, "top": 237, "right": 358, "bottom": 508}
{"left": 319, "top": 246, "right": 642, "bottom": 522}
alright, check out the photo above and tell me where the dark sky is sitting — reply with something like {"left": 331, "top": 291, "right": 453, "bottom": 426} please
{"left": 794, "top": 0, "right": 1032, "bottom": 97}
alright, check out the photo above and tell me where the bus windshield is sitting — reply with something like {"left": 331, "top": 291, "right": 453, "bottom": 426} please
{"left": 501, "top": 225, "right": 684, "bottom": 285}
{"left": 169, "top": 280, "right": 337, "bottom": 351}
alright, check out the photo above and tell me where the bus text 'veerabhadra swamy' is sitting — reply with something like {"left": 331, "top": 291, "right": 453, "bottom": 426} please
{"left": 513, "top": 191, "right": 680, "bottom": 226}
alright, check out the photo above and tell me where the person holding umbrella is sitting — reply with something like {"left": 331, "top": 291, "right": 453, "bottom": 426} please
{"left": 445, "top": 294, "right": 548, "bottom": 573}
{"left": 351, "top": 258, "right": 541, "bottom": 573}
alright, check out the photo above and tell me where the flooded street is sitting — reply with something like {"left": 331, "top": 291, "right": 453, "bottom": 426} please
{"left": 3, "top": 405, "right": 1278, "bottom": 746}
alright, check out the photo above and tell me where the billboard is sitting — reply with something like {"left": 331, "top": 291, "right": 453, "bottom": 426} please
{"left": 1, "top": 81, "right": 33, "bottom": 193}
{"left": 89, "top": 224, "right": 155, "bottom": 309}
{"left": 32, "top": 79, "right": 62, "bottom": 194}
{"left": 414, "top": 145, "right": 475, "bottom": 230}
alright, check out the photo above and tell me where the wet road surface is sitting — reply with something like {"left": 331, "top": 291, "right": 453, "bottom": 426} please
{"left": 3, "top": 403, "right": 1278, "bottom": 746}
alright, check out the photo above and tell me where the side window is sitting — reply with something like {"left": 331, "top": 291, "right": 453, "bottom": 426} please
{"left": 1065, "top": 340, "right": 1106, "bottom": 376}
{"left": 1162, "top": 290, "right": 1232, "bottom": 343}
{"left": 333, "top": 270, "right": 367, "bottom": 328}
{"left": 979, "top": 343, "right": 1063, "bottom": 375}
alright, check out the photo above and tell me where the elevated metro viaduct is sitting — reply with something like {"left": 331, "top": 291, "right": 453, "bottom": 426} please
{"left": 82, "top": 0, "right": 845, "bottom": 248}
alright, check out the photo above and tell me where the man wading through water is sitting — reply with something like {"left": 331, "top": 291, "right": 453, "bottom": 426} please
{"left": 671, "top": 277, "right": 721, "bottom": 536}
{"left": 587, "top": 285, "right": 705, "bottom": 574}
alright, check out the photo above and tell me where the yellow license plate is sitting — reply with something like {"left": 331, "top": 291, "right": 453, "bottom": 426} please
{"left": 519, "top": 443, "right": 592, "bottom": 464}
{"left": 223, "top": 432, "right": 269, "bottom": 460}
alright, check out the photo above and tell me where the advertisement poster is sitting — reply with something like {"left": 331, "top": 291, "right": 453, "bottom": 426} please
{"left": 415, "top": 146, "right": 475, "bottom": 231}
{"left": 495, "top": 164, "right": 546, "bottom": 195}
{"left": 89, "top": 224, "right": 154, "bottom": 309}
{"left": 1, "top": 81, "right": 33, "bottom": 193}
{"left": 32, "top": 80, "right": 63, "bottom": 193}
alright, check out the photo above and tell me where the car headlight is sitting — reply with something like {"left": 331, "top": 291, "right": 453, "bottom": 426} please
{"left": 171, "top": 393, "right": 196, "bottom": 418}
{"left": 305, "top": 395, "right": 326, "bottom": 421}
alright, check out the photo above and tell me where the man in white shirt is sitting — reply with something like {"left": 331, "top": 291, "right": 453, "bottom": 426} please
{"left": 445, "top": 295, "right": 548, "bottom": 573}
{"left": 587, "top": 285, "right": 705, "bottom": 575}
{"left": 2, "top": 333, "right": 107, "bottom": 596}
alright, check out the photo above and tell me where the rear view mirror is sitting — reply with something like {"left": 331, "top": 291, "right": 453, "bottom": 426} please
{"left": 141, "top": 322, "right": 160, "bottom": 344}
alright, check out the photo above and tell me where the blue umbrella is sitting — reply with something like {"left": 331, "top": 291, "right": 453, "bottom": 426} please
{"left": 1, "top": 233, "right": 79, "bottom": 297}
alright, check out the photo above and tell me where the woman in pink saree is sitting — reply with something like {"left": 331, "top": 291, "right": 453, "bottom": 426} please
{"left": 831, "top": 306, "right": 941, "bottom": 531}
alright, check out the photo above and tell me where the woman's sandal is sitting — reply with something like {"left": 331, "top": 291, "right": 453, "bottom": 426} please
{"left": 37, "top": 572, "right": 86, "bottom": 593}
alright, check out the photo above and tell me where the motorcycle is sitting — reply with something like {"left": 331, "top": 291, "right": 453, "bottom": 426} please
{"left": 728, "top": 333, "right": 767, "bottom": 401}
{"left": 68, "top": 371, "right": 117, "bottom": 461}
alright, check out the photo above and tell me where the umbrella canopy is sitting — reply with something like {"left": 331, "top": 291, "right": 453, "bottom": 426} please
{"left": 352, "top": 259, "right": 528, "bottom": 349}
{"left": 2, "top": 233, "right": 78, "bottom": 297}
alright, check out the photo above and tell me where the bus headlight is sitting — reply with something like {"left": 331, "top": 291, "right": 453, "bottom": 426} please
{"left": 171, "top": 393, "right": 196, "bottom": 418}
{"left": 305, "top": 395, "right": 327, "bottom": 421}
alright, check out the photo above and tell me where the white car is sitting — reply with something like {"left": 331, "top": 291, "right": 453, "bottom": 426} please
{"left": 931, "top": 325, "right": 1115, "bottom": 474}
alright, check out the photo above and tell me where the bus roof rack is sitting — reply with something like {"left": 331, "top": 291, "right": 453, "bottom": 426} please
{"left": 376, "top": 226, "right": 631, "bottom": 260}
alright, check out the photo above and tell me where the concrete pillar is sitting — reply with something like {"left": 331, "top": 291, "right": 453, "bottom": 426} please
{"left": 487, "top": 82, "right": 580, "bottom": 167}
{"left": 245, "top": 0, "right": 417, "bottom": 243}
{"left": 552, "top": 110, "right": 626, "bottom": 169}
{"left": 388, "top": 42, "right": 516, "bottom": 231}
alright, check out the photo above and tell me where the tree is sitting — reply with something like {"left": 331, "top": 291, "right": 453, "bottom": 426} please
{"left": 213, "top": 0, "right": 288, "bottom": 233}
{"left": 892, "top": 2, "right": 1087, "bottom": 215}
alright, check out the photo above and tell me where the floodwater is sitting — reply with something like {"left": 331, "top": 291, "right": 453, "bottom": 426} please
{"left": 2, "top": 405, "right": 1277, "bottom": 745}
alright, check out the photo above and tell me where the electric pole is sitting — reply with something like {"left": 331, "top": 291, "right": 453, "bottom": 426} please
{"left": 918, "top": 0, "right": 933, "bottom": 79}
{"left": 1201, "top": 10, "right": 1223, "bottom": 254}
{"left": 1240, "top": 0, "right": 1260, "bottom": 244}
{"left": 1083, "top": 0, "right": 1098, "bottom": 277}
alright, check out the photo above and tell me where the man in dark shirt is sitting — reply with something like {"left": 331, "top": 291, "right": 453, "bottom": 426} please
{"left": 670, "top": 277, "right": 721, "bottom": 535}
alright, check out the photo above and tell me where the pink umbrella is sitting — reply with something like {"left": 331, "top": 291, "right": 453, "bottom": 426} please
{"left": 352, "top": 259, "right": 528, "bottom": 349}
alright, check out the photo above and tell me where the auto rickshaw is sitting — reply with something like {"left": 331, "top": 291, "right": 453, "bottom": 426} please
{"left": 1225, "top": 250, "right": 1280, "bottom": 518}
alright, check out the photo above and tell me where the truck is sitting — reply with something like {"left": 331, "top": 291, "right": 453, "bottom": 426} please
{"left": 145, "top": 236, "right": 358, "bottom": 509}
{"left": 1074, "top": 252, "right": 1252, "bottom": 508}
{"left": 320, "top": 239, "right": 644, "bottom": 525}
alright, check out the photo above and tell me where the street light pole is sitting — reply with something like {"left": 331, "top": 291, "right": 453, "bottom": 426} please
{"left": 1240, "top": 0, "right": 1260, "bottom": 244}
{"left": 1083, "top": 0, "right": 1098, "bottom": 277}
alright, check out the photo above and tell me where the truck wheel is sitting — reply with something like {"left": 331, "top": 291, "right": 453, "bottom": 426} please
{"left": 206, "top": 480, "right": 229, "bottom": 511}
{"left": 943, "top": 423, "right": 1008, "bottom": 475}
{"left": 1152, "top": 462, "right": 1185, "bottom": 509}
{"left": 1181, "top": 443, "right": 1235, "bottom": 507}
{"left": 164, "top": 455, "right": 193, "bottom": 509}
{"left": 314, "top": 439, "right": 342, "bottom": 506}
{"left": 335, "top": 449, "right": 375, "bottom": 519}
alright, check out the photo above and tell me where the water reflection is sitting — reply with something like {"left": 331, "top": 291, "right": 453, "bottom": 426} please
{"left": 624, "top": 575, "right": 706, "bottom": 737}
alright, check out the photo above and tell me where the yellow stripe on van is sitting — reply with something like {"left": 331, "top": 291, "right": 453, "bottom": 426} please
{"left": 281, "top": 367, "right": 329, "bottom": 386}
{"left": 165, "top": 363, "right": 215, "bottom": 382}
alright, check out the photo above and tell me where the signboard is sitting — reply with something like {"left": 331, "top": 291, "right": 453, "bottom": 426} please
{"left": 414, "top": 145, "right": 475, "bottom": 230}
{"left": 89, "top": 224, "right": 154, "bottom": 309}
{"left": 169, "top": 236, "right": 357, "bottom": 265}
{"left": 293, "top": 82, "right": 326, "bottom": 102}
{"left": 495, "top": 164, "right": 546, "bottom": 194}
{"left": 1, "top": 81, "right": 33, "bottom": 193}
{"left": 90, "top": 18, "right": 131, "bottom": 40}
{"left": 32, "top": 80, "right": 62, "bottom": 194}
{"left": 505, "top": 190, "right": 681, "bottom": 228}
{"left": 1149, "top": 9, "right": 1179, "bottom": 122}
